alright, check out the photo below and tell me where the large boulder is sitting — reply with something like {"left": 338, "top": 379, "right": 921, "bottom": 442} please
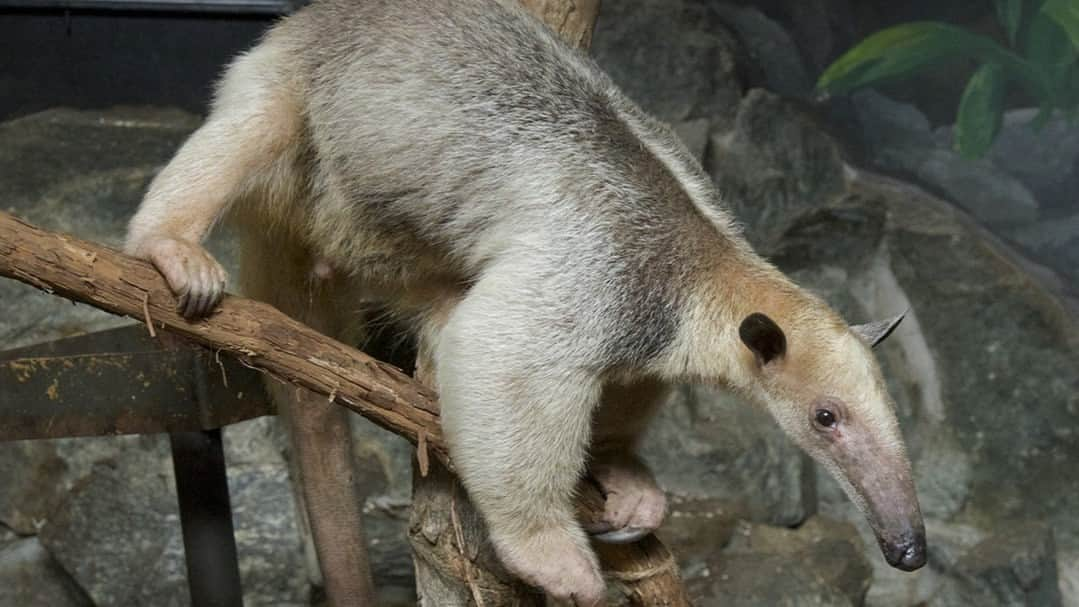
{"left": 844, "top": 91, "right": 1041, "bottom": 228}
{"left": 947, "top": 108, "right": 1079, "bottom": 215}
{"left": 688, "top": 516, "right": 872, "bottom": 606}
{"left": 37, "top": 444, "right": 193, "bottom": 607}
{"left": 929, "top": 522, "right": 1062, "bottom": 607}
{"left": 0, "top": 537, "right": 91, "bottom": 607}
{"left": 0, "top": 108, "right": 226, "bottom": 350}
{"left": 643, "top": 385, "right": 817, "bottom": 527}
{"left": 712, "top": 3, "right": 814, "bottom": 100}
{"left": 657, "top": 496, "right": 745, "bottom": 581}
{"left": 591, "top": 0, "right": 746, "bottom": 126}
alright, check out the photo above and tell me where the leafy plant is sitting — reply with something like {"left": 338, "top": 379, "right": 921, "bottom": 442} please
{"left": 816, "top": 0, "right": 1079, "bottom": 158}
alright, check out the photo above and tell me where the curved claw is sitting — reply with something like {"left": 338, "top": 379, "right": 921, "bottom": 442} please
{"left": 592, "top": 526, "right": 650, "bottom": 544}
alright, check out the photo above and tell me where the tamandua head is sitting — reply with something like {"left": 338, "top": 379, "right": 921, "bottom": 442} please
{"left": 737, "top": 310, "right": 927, "bottom": 572}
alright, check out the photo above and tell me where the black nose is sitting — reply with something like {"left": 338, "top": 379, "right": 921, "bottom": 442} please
{"left": 884, "top": 534, "right": 927, "bottom": 571}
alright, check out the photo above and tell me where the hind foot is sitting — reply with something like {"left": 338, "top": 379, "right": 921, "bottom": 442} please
{"left": 584, "top": 453, "right": 666, "bottom": 544}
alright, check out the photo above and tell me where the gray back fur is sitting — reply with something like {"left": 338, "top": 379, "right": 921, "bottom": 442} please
{"left": 249, "top": 0, "right": 747, "bottom": 369}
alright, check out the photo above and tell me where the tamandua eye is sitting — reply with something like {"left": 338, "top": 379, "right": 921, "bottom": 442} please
{"left": 815, "top": 409, "right": 837, "bottom": 428}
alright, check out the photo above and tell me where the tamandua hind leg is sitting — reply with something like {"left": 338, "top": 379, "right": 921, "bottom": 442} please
{"left": 585, "top": 380, "right": 669, "bottom": 544}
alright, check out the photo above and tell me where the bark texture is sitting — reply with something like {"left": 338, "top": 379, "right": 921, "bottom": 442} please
{"left": 518, "top": 0, "right": 601, "bottom": 48}
{"left": 0, "top": 211, "right": 447, "bottom": 463}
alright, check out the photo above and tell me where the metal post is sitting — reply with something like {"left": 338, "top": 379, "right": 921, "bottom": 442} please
{"left": 169, "top": 430, "right": 245, "bottom": 607}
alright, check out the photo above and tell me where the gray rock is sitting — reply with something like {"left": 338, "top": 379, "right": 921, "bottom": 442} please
{"left": 689, "top": 516, "right": 872, "bottom": 606}
{"left": 1005, "top": 214, "right": 1079, "bottom": 288}
{"left": 747, "top": 0, "right": 866, "bottom": 76}
{"left": 1009, "top": 214, "right": 1079, "bottom": 252}
{"left": 363, "top": 496, "right": 417, "bottom": 600}
{"left": 950, "top": 108, "right": 1079, "bottom": 213}
{"left": 657, "top": 496, "right": 745, "bottom": 581}
{"left": 0, "top": 107, "right": 198, "bottom": 233}
{"left": 0, "top": 441, "right": 71, "bottom": 535}
{"left": 1057, "top": 551, "right": 1079, "bottom": 607}
{"left": 228, "top": 465, "right": 312, "bottom": 606}
{"left": 672, "top": 118, "right": 710, "bottom": 163}
{"left": 0, "top": 107, "right": 236, "bottom": 352}
{"left": 222, "top": 415, "right": 288, "bottom": 469}
{"left": 909, "top": 431, "right": 974, "bottom": 520}
{"left": 930, "top": 522, "right": 1062, "bottom": 607}
{"left": 38, "top": 445, "right": 188, "bottom": 607}
{"left": 0, "top": 537, "right": 92, "bottom": 607}
{"left": 850, "top": 89, "right": 934, "bottom": 153}
{"left": 36, "top": 442, "right": 318, "bottom": 607}
{"left": 350, "top": 415, "right": 416, "bottom": 501}
{"left": 924, "top": 520, "right": 989, "bottom": 574}
{"left": 911, "top": 148, "right": 1040, "bottom": 226}
{"left": 226, "top": 415, "right": 419, "bottom": 602}
{"left": 592, "top": 0, "right": 746, "bottom": 126}
{"left": 709, "top": 89, "right": 847, "bottom": 250}
{"left": 642, "top": 384, "right": 817, "bottom": 527}
{"left": 0, "top": 435, "right": 159, "bottom": 536}
{"left": 842, "top": 92, "right": 1043, "bottom": 229}
{"left": 877, "top": 182, "right": 1079, "bottom": 547}
{"left": 225, "top": 414, "right": 419, "bottom": 599}
{"left": 713, "top": 4, "right": 813, "bottom": 99}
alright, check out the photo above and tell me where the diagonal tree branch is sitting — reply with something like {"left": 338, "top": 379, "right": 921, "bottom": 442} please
{"left": 0, "top": 210, "right": 448, "bottom": 462}
{"left": 0, "top": 209, "right": 692, "bottom": 605}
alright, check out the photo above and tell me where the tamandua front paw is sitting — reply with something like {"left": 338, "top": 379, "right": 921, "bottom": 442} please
{"left": 584, "top": 455, "right": 667, "bottom": 544}
{"left": 130, "top": 236, "right": 228, "bottom": 318}
{"left": 495, "top": 529, "right": 606, "bottom": 606}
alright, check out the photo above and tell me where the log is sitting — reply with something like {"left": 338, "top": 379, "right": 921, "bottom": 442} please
{"left": 0, "top": 208, "right": 691, "bottom": 605}
{"left": 518, "top": 0, "right": 601, "bottom": 48}
{"left": 0, "top": 210, "right": 449, "bottom": 464}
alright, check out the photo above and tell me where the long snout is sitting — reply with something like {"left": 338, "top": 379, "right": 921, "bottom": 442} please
{"left": 878, "top": 522, "right": 927, "bottom": 571}
{"left": 832, "top": 438, "right": 927, "bottom": 572}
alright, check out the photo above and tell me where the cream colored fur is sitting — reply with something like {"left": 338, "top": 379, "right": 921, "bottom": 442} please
{"left": 125, "top": 0, "right": 924, "bottom": 602}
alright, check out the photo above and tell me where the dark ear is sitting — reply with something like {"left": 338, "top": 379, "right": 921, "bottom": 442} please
{"left": 739, "top": 313, "right": 787, "bottom": 365}
{"left": 852, "top": 311, "right": 906, "bottom": 347}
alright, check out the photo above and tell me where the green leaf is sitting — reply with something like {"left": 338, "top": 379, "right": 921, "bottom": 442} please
{"left": 1042, "top": 0, "right": 1079, "bottom": 50}
{"left": 1068, "top": 62, "right": 1079, "bottom": 106}
{"left": 955, "top": 63, "right": 1007, "bottom": 158}
{"left": 816, "top": 21, "right": 1040, "bottom": 98}
{"left": 1026, "top": 10, "right": 1078, "bottom": 108}
{"left": 995, "top": 0, "right": 1025, "bottom": 45}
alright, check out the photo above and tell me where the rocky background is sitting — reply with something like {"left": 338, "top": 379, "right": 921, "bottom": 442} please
{"left": 1, "top": 1, "right": 1077, "bottom": 605}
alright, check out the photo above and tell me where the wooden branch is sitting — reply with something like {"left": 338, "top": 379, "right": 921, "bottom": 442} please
{"left": 0, "top": 209, "right": 691, "bottom": 604}
{"left": 518, "top": 0, "right": 601, "bottom": 48}
{"left": 0, "top": 210, "right": 447, "bottom": 463}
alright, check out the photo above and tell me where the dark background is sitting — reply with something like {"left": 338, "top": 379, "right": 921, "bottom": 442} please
{"left": 0, "top": 1, "right": 997, "bottom": 122}
{"left": 0, "top": 9, "right": 275, "bottom": 119}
